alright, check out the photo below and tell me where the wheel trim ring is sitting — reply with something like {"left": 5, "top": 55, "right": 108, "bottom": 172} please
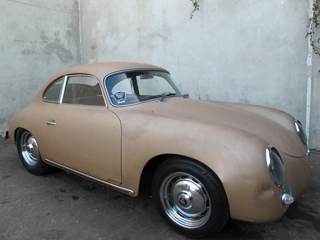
{"left": 20, "top": 132, "right": 39, "bottom": 167}
{"left": 159, "top": 172, "right": 212, "bottom": 229}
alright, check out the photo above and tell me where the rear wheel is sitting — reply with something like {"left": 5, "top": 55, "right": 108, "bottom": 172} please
{"left": 16, "top": 129, "right": 52, "bottom": 175}
{"left": 152, "top": 157, "right": 229, "bottom": 238}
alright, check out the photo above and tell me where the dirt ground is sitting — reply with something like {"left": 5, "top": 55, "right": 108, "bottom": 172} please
{"left": 0, "top": 138, "right": 319, "bottom": 240}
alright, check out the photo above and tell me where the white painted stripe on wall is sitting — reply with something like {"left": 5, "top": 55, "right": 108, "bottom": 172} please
{"left": 78, "top": 0, "right": 83, "bottom": 64}
{"left": 306, "top": 0, "right": 314, "bottom": 146}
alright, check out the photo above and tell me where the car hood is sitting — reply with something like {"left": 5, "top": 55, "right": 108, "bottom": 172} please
{"left": 152, "top": 98, "right": 306, "bottom": 158}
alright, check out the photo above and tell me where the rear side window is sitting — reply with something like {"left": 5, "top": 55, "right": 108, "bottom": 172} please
{"left": 62, "top": 76, "right": 105, "bottom": 106}
{"left": 42, "top": 77, "right": 64, "bottom": 103}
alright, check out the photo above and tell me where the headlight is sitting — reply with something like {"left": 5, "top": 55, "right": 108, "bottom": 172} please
{"left": 294, "top": 120, "right": 307, "bottom": 145}
{"left": 266, "top": 145, "right": 285, "bottom": 188}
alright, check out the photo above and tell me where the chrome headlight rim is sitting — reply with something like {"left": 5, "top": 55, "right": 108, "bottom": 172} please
{"left": 294, "top": 119, "right": 307, "bottom": 146}
{"left": 266, "top": 145, "right": 285, "bottom": 188}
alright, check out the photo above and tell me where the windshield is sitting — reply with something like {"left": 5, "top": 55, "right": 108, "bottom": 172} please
{"left": 105, "top": 70, "right": 182, "bottom": 106}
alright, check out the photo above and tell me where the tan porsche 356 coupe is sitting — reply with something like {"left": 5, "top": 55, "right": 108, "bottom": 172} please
{"left": 5, "top": 62, "right": 310, "bottom": 238}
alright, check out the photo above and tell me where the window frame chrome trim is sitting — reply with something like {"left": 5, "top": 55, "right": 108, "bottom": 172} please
{"left": 43, "top": 74, "right": 107, "bottom": 107}
{"left": 103, "top": 69, "right": 182, "bottom": 108}
{"left": 61, "top": 74, "right": 107, "bottom": 107}
{"left": 59, "top": 75, "right": 68, "bottom": 104}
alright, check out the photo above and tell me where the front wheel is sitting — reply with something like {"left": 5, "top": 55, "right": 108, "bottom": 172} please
{"left": 152, "top": 157, "right": 229, "bottom": 238}
{"left": 16, "top": 129, "right": 52, "bottom": 175}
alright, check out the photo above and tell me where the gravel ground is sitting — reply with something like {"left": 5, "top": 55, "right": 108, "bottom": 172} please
{"left": 0, "top": 138, "right": 319, "bottom": 240}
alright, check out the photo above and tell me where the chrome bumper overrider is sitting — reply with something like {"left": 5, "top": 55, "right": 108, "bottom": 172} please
{"left": 307, "top": 149, "right": 311, "bottom": 158}
{"left": 282, "top": 185, "right": 294, "bottom": 205}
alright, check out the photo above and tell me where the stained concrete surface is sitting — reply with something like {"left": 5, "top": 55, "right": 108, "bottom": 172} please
{"left": 0, "top": 138, "right": 319, "bottom": 240}
{"left": 0, "top": 0, "right": 80, "bottom": 134}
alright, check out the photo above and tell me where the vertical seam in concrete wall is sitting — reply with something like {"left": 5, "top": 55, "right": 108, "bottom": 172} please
{"left": 78, "top": 0, "right": 83, "bottom": 64}
{"left": 306, "top": 0, "right": 314, "bottom": 146}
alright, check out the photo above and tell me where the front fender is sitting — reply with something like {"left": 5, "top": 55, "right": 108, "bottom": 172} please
{"left": 118, "top": 108, "right": 311, "bottom": 222}
{"left": 118, "top": 112, "right": 276, "bottom": 216}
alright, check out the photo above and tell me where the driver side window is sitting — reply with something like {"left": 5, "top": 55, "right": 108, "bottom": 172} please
{"left": 62, "top": 76, "right": 105, "bottom": 106}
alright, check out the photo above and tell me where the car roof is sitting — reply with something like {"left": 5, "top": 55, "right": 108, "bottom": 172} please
{"left": 49, "top": 62, "right": 168, "bottom": 82}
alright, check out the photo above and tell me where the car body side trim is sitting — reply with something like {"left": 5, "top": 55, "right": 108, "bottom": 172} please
{"left": 44, "top": 158, "right": 134, "bottom": 195}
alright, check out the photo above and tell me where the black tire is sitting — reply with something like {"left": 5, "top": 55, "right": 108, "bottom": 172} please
{"left": 152, "top": 157, "right": 229, "bottom": 238}
{"left": 16, "top": 129, "right": 52, "bottom": 175}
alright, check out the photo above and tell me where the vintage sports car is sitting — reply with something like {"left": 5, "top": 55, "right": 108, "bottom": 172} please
{"left": 5, "top": 62, "right": 310, "bottom": 238}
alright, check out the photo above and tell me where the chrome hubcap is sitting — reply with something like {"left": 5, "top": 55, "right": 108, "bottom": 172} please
{"left": 160, "top": 172, "right": 211, "bottom": 229}
{"left": 20, "top": 132, "right": 39, "bottom": 166}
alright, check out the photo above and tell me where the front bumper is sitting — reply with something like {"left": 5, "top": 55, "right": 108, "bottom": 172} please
{"left": 230, "top": 153, "right": 310, "bottom": 223}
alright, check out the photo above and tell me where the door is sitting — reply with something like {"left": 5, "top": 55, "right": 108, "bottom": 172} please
{"left": 43, "top": 75, "right": 122, "bottom": 184}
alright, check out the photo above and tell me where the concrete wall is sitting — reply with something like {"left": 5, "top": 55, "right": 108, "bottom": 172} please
{"left": 1, "top": 0, "right": 319, "bottom": 149}
{"left": 80, "top": 0, "right": 318, "bottom": 148}
{"left": 0, "top": 0, "right": 80, "bottom": 133}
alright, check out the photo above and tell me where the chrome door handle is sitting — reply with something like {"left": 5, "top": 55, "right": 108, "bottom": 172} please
{"left": 46, "top": 120, "right": 57, "bottom": 126}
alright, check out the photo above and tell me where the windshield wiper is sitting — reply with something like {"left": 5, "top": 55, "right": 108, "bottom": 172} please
{"left": 159, "top": 92, "right": 176, "bottom": 101}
